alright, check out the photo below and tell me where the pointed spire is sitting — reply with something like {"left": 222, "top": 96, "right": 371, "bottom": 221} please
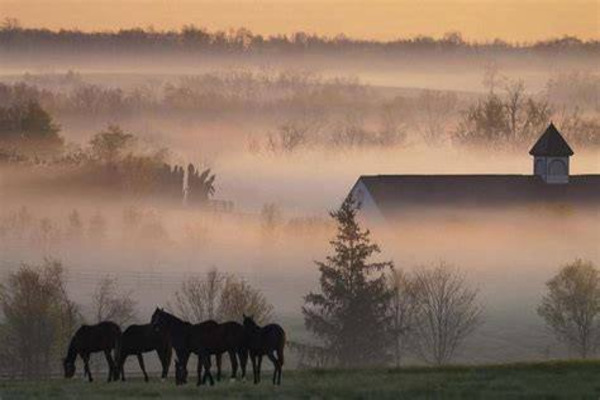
{"left": 529, "top": 123, "right": 574, "bottom": 157}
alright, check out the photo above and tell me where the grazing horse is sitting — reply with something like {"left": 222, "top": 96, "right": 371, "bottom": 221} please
{"left": 117, "top": 323, "right": 172, "bottom": 382}
{"left": 243, "top": 315, "right": 286, "bottom": 385}
{"left": 63, "top": 321, "right": 121, "bottom": 382}
{"left": 150, "top": 308, "right": 215, "bottom": 386}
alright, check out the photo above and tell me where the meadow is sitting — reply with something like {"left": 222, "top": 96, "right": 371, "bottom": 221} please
{"left": 0, "top": 361, "right": 599, "bottom": 399}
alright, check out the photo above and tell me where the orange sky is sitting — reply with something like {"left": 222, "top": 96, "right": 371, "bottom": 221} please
{"left": 1, "top": 0, "right": 598, "bottom": 42}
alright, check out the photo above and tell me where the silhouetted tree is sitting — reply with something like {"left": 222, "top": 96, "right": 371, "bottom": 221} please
{"left": 92, "top": 276, "right": 137, "bottom": 326}
{"left": 302, "top": 196, "right": 394, "bottom": 367}
{"left": 89, "top": 125, "right": 134, "bottom": 163}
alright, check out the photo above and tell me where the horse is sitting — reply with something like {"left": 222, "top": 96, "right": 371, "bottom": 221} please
{"left": 212, "top": 321, "right": 248, "bottom": 382}
{"left": 243, "top": 315, "right": 286, "bottom": 385}
{"left": 116, "top": 323, "right": 172, "bottom": 382}
{"left": 150, "top": 308, "right": 215, "bottom": 386}
{"left": 63, "top": 321, "right": 121, "bottom": 382}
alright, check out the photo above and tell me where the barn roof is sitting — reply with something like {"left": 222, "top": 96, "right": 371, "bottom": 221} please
{"left": 356, "top": 174, "right": 600, "bottom": 217}
{"left": 529, "top": 123, "right": 574, "bottom": 157}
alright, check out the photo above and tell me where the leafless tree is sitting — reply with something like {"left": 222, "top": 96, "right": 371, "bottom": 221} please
{"left": 537, "top": 259, "right": 600, "bottom": 359}
{"left": 411, "top": 262, "right": 483, "bottom": 365}
{"left": 92, "top": 275, "right": 137, "bottom": 326}
{"left": 388, "top": 269, "right": 420, "bottom": 367}
{"left": 171, "top": 268, "right": 273, "bottom": 323}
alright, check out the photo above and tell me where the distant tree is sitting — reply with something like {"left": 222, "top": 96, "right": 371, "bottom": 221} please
{"left": 454, "top": 81, "right": 551, "bottom": 149}
{"left": 0, "top": 101, "right": 63, "bottom": 155}
{"left": 411, "top": 262, "right": 483, "bottom": 365}
{"left": 92, "top": 275, "right": 137, "bottom": 326}
{"left": 88, "top": 212, "right": 107, "bottom": 241}
{"left": 537, "top": 259, "right": 600, "bottom": 359}
{"left": 171, "top": 268, "right": 273, "bottom": 324}
{"left": 0, "top": 259, "right": 80, "bottom": 378}
{"left": 302, "top": 196, "right": 394, "bottom": 367}
{"left": 89, "top": 125, "right": 134, "bottom": 163}
{"left": 260, "top": 203, "right": 283, "bottom": 233}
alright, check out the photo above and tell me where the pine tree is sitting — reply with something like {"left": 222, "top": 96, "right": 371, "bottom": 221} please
{"left": 302, "top": 196, "right": 394, "bottom": 367}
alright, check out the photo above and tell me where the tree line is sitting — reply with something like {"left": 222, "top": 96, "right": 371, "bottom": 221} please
{"left": 1, "top": 19, "right": 598, "bottom": 55}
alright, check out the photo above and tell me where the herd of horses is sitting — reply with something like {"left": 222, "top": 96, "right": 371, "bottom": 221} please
{"left": 62, "top": 308, "right": 286, "bottom": 386}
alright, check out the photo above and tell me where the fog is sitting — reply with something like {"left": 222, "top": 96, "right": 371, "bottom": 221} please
{"left": 1, "top": 38, "right": 599, "bottom": 368}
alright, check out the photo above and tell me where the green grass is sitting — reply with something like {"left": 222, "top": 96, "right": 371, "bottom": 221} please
{"left": 1, "top": 360, "right": 599, "bottom": 399}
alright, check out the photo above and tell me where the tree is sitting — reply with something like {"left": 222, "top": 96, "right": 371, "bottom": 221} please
{"left": 537, "top": 259, "right": 600, "bottom": 359}
{"left": 0, "top": 101, "right": 63, "bottom": 156}
{"left": 92, "top": 276, "right": 137, "bottom": 326}
{"left": 411, "top": 262, "right": 482, "bottom": 365}
{"left": 0, "top": 259, "right": 80, "bottom": 378}
{"left": 302, "top": 196, "right": 394, "bottom": 367}
{"left": 89, "top": 125, "right": 134, "bottom": 163}
{"left": 171, "top": 268, "right": 273, "bottom": 324}
{"left": 389, "top": 269, "right": 420, "bottom": 367}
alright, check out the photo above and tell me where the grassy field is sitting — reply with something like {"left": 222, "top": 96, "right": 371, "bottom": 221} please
{"left": 0, "top": 361, "right": 599, "bottom": 399}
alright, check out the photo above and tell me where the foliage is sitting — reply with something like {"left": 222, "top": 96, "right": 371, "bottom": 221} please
{"left": 302, "top": 196, "right": 394, "bottom": 367}
{"left": 410, "top": 262, "right": 483, "bottom": 365}
{"left": 537, "top": 259, "right": 600, "bottom": 359}
{"left": 0, "top": 101, "right": 63, "bottom": 156}
{"left": 89, "top": 125, "right": 134, "bottom": 163}
{"left": 171, "top": 268, "right": 273, "bottom": 324}
{"left": 0, "top": 259, "right": 80, "bottom": 378}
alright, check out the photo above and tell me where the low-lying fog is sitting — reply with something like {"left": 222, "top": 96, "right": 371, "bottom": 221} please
{"left": 1, "top": 57, "right": 599, "bottom": 367}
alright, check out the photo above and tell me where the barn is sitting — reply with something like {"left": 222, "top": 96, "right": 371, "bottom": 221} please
{"left": 348, "top": 123, "right": 600, "bottom": 221}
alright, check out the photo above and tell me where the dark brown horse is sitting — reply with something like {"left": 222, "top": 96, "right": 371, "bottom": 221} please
{"left": 243, "top": 315, "right": 286, "bottom": 385}
{"left": 117, "top": 323, "right": 172, "bottom": 382}
{"left": 150, "top": 308, "right": 215, "bottom": 386}
{"left": 63, "top": 321, "right": 121, "bottom": 382}
{"left": 213, "top": 321, "right": 248, "bottom": 382}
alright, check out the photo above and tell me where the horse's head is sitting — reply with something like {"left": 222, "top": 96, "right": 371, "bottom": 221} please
{"left": 63, "top": 357, "right": 75, "bottom": 378}
{"left": 242, "top": 314, "right": 258, "bottom": 330}
{"left": 151, "top": 307, "right": 166, "bottom": 332}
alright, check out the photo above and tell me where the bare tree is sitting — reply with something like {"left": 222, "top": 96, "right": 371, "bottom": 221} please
{"left": 92, "top": 276, "right": 137, "bottom": 326}
{"left": 389, "top": 269, "right": 420, "bottom": 367}
{"left": 218, "top": 275, "right": 273, "bottom": 323}
{"left": 171, "top": 268, "right": 273, "bottom": 323}
{"left": 537, "top": 259, "right": 600, "bottom": 359}
{"left": 171, "top": 268, "right": 224, "bottom": 322}
{"left": 411, "top": 262, "right": 483, "bottom": 365}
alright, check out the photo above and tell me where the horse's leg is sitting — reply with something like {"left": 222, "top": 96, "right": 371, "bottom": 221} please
{"left": 137, "top": 353, "right": 149, "bottom": 382}
{"left": 267, "top": 351, "right": 281, "bottom": 385}
{"left": 83, "top": 354, "right": 93, "bottom": 382}
{"left": 216, "top": 353, "right": 222, "bottom": 382}
{"left": 104, "top": 350, "right": 115, "bottom": 382}
{"left": 203, "top": 354, "right": 214, "bottom": 386}
{"left": 276, "top": 346, "right": 283, "bottom": 385}
{"left": 250, "top": 353, "right": 258, "bottom": 384}
{"left": 158, "top": 346, "right": 171, "bottom": 380}
{"left": 120, "top": 354, "right": 127, "bottom": 381}
{"left": 257, "top": 354, "right": 263, "bottom": 384}
{"left": 239, "top": 349, "right": 248, "bottom": 381}
{"left": 228, "top": 350, "right": 238, "bottom": 380}
{"left": 196, "top": 356, "right": 203, "bottom": 386}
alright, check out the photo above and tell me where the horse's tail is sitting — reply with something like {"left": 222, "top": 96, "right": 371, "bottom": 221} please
{"left": 278, "top": 327, "right": 286, "bottom": 366}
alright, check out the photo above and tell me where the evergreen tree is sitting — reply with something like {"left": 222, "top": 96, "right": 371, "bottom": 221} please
{"left": 302, "top": 196, "right": 393, "bottom": 367}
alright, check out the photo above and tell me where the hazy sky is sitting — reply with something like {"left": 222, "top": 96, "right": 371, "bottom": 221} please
{"left": 1, "top": 0, "right": 598, "bottom": 41}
